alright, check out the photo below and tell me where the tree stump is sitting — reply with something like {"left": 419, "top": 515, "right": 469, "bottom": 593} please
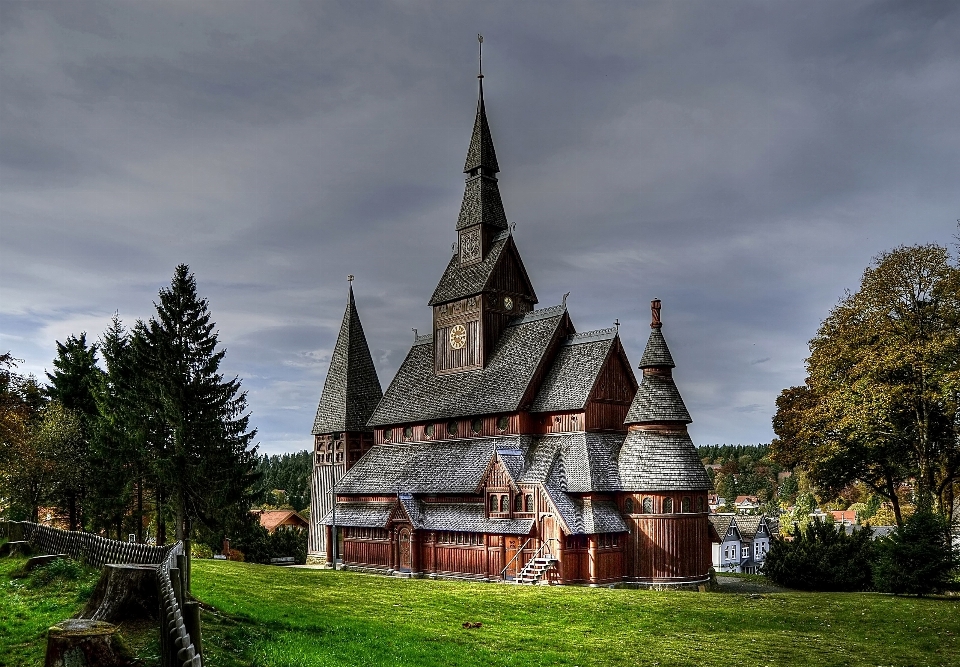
{"left": 0, "top": 541, "right": 33, "bottom": 557}
{"left": 44, "top": 619, "right": 134, "bottom": 667}
{"left": 25, "top": 554, "right": 69, "bottom": 571}
{"left": 81, "top": 564, "right": 159, "bottom": 622}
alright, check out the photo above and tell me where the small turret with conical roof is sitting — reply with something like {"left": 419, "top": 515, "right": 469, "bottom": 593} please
{"left": 308, "top": 278, "right": 383, "bottom": 560}
{"left": 619, "top": 300, "right": 709, "bottom": 490}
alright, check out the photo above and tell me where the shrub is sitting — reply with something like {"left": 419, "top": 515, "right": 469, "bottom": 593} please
{"left": 763, "top": 520, "right": 874, "bottom": 591}
{"left": 873, "top": 507, "right": 957, "bottom": 595}
{"left": 191, "top": 542, "right": 214, "bottom": 559}
{"left": 27, "top": 558, "right": 85, "bottom": 587}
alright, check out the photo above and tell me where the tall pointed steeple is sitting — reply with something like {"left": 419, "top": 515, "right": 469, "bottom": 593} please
{"left": 311, "top": 280, "right": 383, "bottom": 434}
{"left": 463, "top": 80, "right": 500, "bottom": 175}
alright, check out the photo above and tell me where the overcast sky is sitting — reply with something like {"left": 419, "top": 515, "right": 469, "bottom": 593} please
{"left": 2, "top": 1, "right": 958, "bottom": 456}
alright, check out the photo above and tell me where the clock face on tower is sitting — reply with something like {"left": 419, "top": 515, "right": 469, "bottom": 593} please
{"left": 450, "top": 324, "right": 467, "bottom": 350}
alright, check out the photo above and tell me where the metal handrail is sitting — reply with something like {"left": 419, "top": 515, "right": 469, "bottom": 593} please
{"left": 499, "top": 537, "right": 533, "bottom": 579}
{"left": 502, "top": 538, "right": 560, "bottom": 580}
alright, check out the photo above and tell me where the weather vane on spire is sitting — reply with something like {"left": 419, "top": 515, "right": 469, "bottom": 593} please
{"left": 347, "top": 274, "right": 354, "bottom": 284}
{"left": 478, "top": 34, "right": 484, "bottom": 79}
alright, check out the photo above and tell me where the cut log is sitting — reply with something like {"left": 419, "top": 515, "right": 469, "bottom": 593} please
{"left": 25, "top": 554, "right": 69, "bottom": 571}
{"left": 80, "top": 564, "right": 159, "bottom": 622}
{"left": 44, "top": 619, "right": 135, "bottom": 667}
{"left": 0, "top": 540, "right": 33, "bottom": 557}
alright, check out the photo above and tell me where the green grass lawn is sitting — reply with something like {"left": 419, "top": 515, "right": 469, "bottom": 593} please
{"left": 0, "top": 557, "right": 101, "bottom": 667}
{"left": 191, "top": 560, "right": 960, "bottom": 667}
{"left": 2, "top": 556, "right": 958, "bottom": 667}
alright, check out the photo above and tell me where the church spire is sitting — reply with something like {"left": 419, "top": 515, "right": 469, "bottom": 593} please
{"left": 464, "top": 35, "right": 499, "bottom": 175}
{"left": 311, "top": 278, "right": 383, "bottom": 435}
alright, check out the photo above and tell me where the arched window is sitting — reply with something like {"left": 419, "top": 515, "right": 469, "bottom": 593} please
{"left": 624, "top": 497, "right": 634, "bottom": 514}
{"left": 663, "top": 497, "right": 673, "bottom": 514}
{"left": 447, "top": 420, "right": 458, "bottom": 436}
{"left": 489, "top": 495, "right": 497, "bottom": 513}
{"left": 403, "top": 426, "right": 413, "bottom": 440}
{"left": 697, "top": 497, "right": 704, "bottom": 512}
{"left": 525, "top": 494, "right": 533, "bottom": 512}
{"left": 500, "top": 495, "right": 509, "bottom": 513}
{"left": 642, "top": 497, "right": 653, "bottom": 514}
{"left": 682, "top": 497, "right": 691, "bottom": 513}
{"left": 472, "top": 418, "right": 483, "bottom": 434}
{"left": 514, "top": 494, "right": 523, "bottom": 512}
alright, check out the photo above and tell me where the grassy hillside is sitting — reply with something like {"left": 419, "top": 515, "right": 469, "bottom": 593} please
{"left": 192, "top": 561, "right": 960, "bottom": 667}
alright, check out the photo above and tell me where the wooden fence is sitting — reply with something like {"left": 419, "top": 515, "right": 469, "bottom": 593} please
{"left": 1, "top": 521, "right": 202, "bottom": 667}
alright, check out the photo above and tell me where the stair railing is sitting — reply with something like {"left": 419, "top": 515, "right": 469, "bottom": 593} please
{"left": 499, "top": 538, "right": 532, "bottom": 580}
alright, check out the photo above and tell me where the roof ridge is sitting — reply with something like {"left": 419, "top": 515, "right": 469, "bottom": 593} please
{"left": 563, "top": 327, "right": 617, "bottom": 345}
{"left": 508, "top": 303, "right": 566, "bottom": 325}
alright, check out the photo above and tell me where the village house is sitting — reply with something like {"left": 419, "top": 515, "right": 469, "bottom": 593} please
{"left": 709, "top": 514, "right": 776, "bottom": 573}
{"left": 306, "top": 73, "right": 713, "bottom": 588}
{"left": 251, "top": 509, "right": 309, "bottom": 534}
{"left": 734, "top": 495, "right": 761, "bottom": 514}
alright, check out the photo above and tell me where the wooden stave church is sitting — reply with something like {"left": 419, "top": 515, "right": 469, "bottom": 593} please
{"left": 307, "top": 78, "right": 712, "bottom": 587}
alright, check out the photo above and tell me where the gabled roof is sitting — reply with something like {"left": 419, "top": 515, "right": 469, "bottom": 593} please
{"left": 367, "top": 305, "right": 568, "bottom": 426}
{"left": 639, "top": 327, "right": 675, "bottom": 368}
{"left": 253, "top": 510, "right": 308, "bottom": 533}
{"left": 464, "top": 81, "right": 499, "bottom": 174}
{"left": 618, "top": 430, "right": 711, "bottom": 491}
{"left": 708, "top": 514, "right": 740, "bottom": 542}
{"left": 429, "top": 231, "right": 536, "bottom": 306}
{"left": 319, "top": 502, "right": 393, "bottom": 528}
{"left": 312, "top": 286, "right": 383, "bottom": 434}
{"left": 530, "top": 328, "right": 635, "bottom": 413}
{"left": 623, "top": 374, "right": 691, "bottom": 424}
{"left": 736, "top": 515, "right": 770, "bottom": 540}
{"left": 516, "top": 432, "right": 624, "bottom": 493}
{"left": 540, "top": 486, "right": 627, "bottom": 535}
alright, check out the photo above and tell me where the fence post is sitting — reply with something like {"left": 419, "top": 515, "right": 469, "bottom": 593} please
{"left": 183, "top": 600, "right": 202, "bottom": 661}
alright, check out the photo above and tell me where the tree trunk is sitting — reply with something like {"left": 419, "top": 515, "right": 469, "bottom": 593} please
{"left": 45, "top": 619, "right": 134, "bottom": 667}
{"left": 80, "top": 564, "right": 159, "bottom": 623}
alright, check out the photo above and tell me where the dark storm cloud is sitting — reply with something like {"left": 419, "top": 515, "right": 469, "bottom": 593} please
{"left": 2, "top": 1, "right": 958, "bottom": 454}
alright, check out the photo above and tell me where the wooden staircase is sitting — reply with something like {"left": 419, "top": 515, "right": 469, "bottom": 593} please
{"left": 515, "top": 556, "right": 558, "bottom": 585}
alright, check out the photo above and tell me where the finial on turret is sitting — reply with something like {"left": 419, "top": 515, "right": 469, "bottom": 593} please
{"left": 478, "top": 34, "right": 484, "bottom": 79}
{"left": 562, "top": 292, "right": 570, "bottom": 309}
{"left": 348, "top": 274, "right": 354, "bottom": 283}
{"left": 651, "top": 299, "right": 662, "bottom": 329}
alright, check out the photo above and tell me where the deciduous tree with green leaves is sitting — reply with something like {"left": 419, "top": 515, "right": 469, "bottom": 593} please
{"left": 772, "top": 244, "right": 960, "bottom": 527}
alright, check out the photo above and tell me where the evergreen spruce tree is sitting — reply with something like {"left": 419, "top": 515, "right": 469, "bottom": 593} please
{"left": 88, "top": 316, "right": 139, "bottom": 540}
{"left": 873, "top": 504, "right": 957, "bottom": 595}
{"left": 140, "top": 265, "right": 258, "bottom": 577}
{"left": 45, "top": 333, "right": 102, "bottom": 530}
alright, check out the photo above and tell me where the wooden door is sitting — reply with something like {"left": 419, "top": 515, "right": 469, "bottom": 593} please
{"left": 398, "top": 528, "right": 412, "bottom": 571}
{"left": 504, "top": 537, "right": 520, "bottom": 580}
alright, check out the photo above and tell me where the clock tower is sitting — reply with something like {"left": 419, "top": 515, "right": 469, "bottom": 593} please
{"left": 428, "top": 78, "right": 537, "bottom": 374}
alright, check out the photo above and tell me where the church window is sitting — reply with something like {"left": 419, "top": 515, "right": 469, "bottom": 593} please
{"left": 642, "top": 497, "right": 653, "bottom": 514}
{"left": 697, "top": 497, "right": 704, "bottom": 512}
{"left": 525, "top": 494, "right": 533, "bottom": 512}
{"left": 624, "top": 497, "right": 634, "bottom": 514}
{"left": 514, "top": 495, "right": 523, "bottom": 512}
{"left": 682, "top": 497, "right": 691, "bottom": 513}
{"left": 384, "top": 429, "right": 393, "bottom": 442}
{"left": 472, "top": 418, "right": 483, "bottom": 434}
{"left": 447, "top": 420, "right": 459, "bottom": 436}
{"left": 403, "top": 426, "right": 413, "bottom": 440}
{"left": 500, "top": 495, "right": 508, "bottom": 513}
{"left": 425, "top": 423, "right": 435, "bottom": 438}
{"left": 497, "top": 416, "right": 510, "bottom": 431}
{"left": 663, "top": 497, "right": 673, "bottom": 514}
{"left": 489, "top": 495, "right": 497, "bottom": 513}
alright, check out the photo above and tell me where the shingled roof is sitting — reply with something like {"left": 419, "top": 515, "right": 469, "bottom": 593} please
{"left": 463, "top": 80, "right": 499, "bottom": 174}
{"left": 618, "top": 430, "right": 711, "bottom": 491}
{"left": 639, "top": 327, "right": 675, "bottom": 368}
{"left": 543, "top": 487, "right": 628, "bottom": 535}
{"left": 530, "top": 329, "right": 626, "bottom": 412}
{"left": 312, "top": 285, "right": 383, "bottom": 434}
{"left": 456, "top": 175, "right": 508, "bottom": 232}
{"left": 623, "top": 374, "right": 692, "bottom": 424}
{"left": 334, "top": 436, "right": 518, "bottom": 494}
{"left": 429, "top": 231, "right": 536, "bottom": 306}
{"left": 367, "top": 305, "right": 568, "bottom": 426}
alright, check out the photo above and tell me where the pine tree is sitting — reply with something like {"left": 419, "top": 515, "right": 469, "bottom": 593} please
{"left": 45, "top": 333, "right": 102, "bottom": 530}
{"left": 140, "top": 265, "right": 258, "bottom": 572}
